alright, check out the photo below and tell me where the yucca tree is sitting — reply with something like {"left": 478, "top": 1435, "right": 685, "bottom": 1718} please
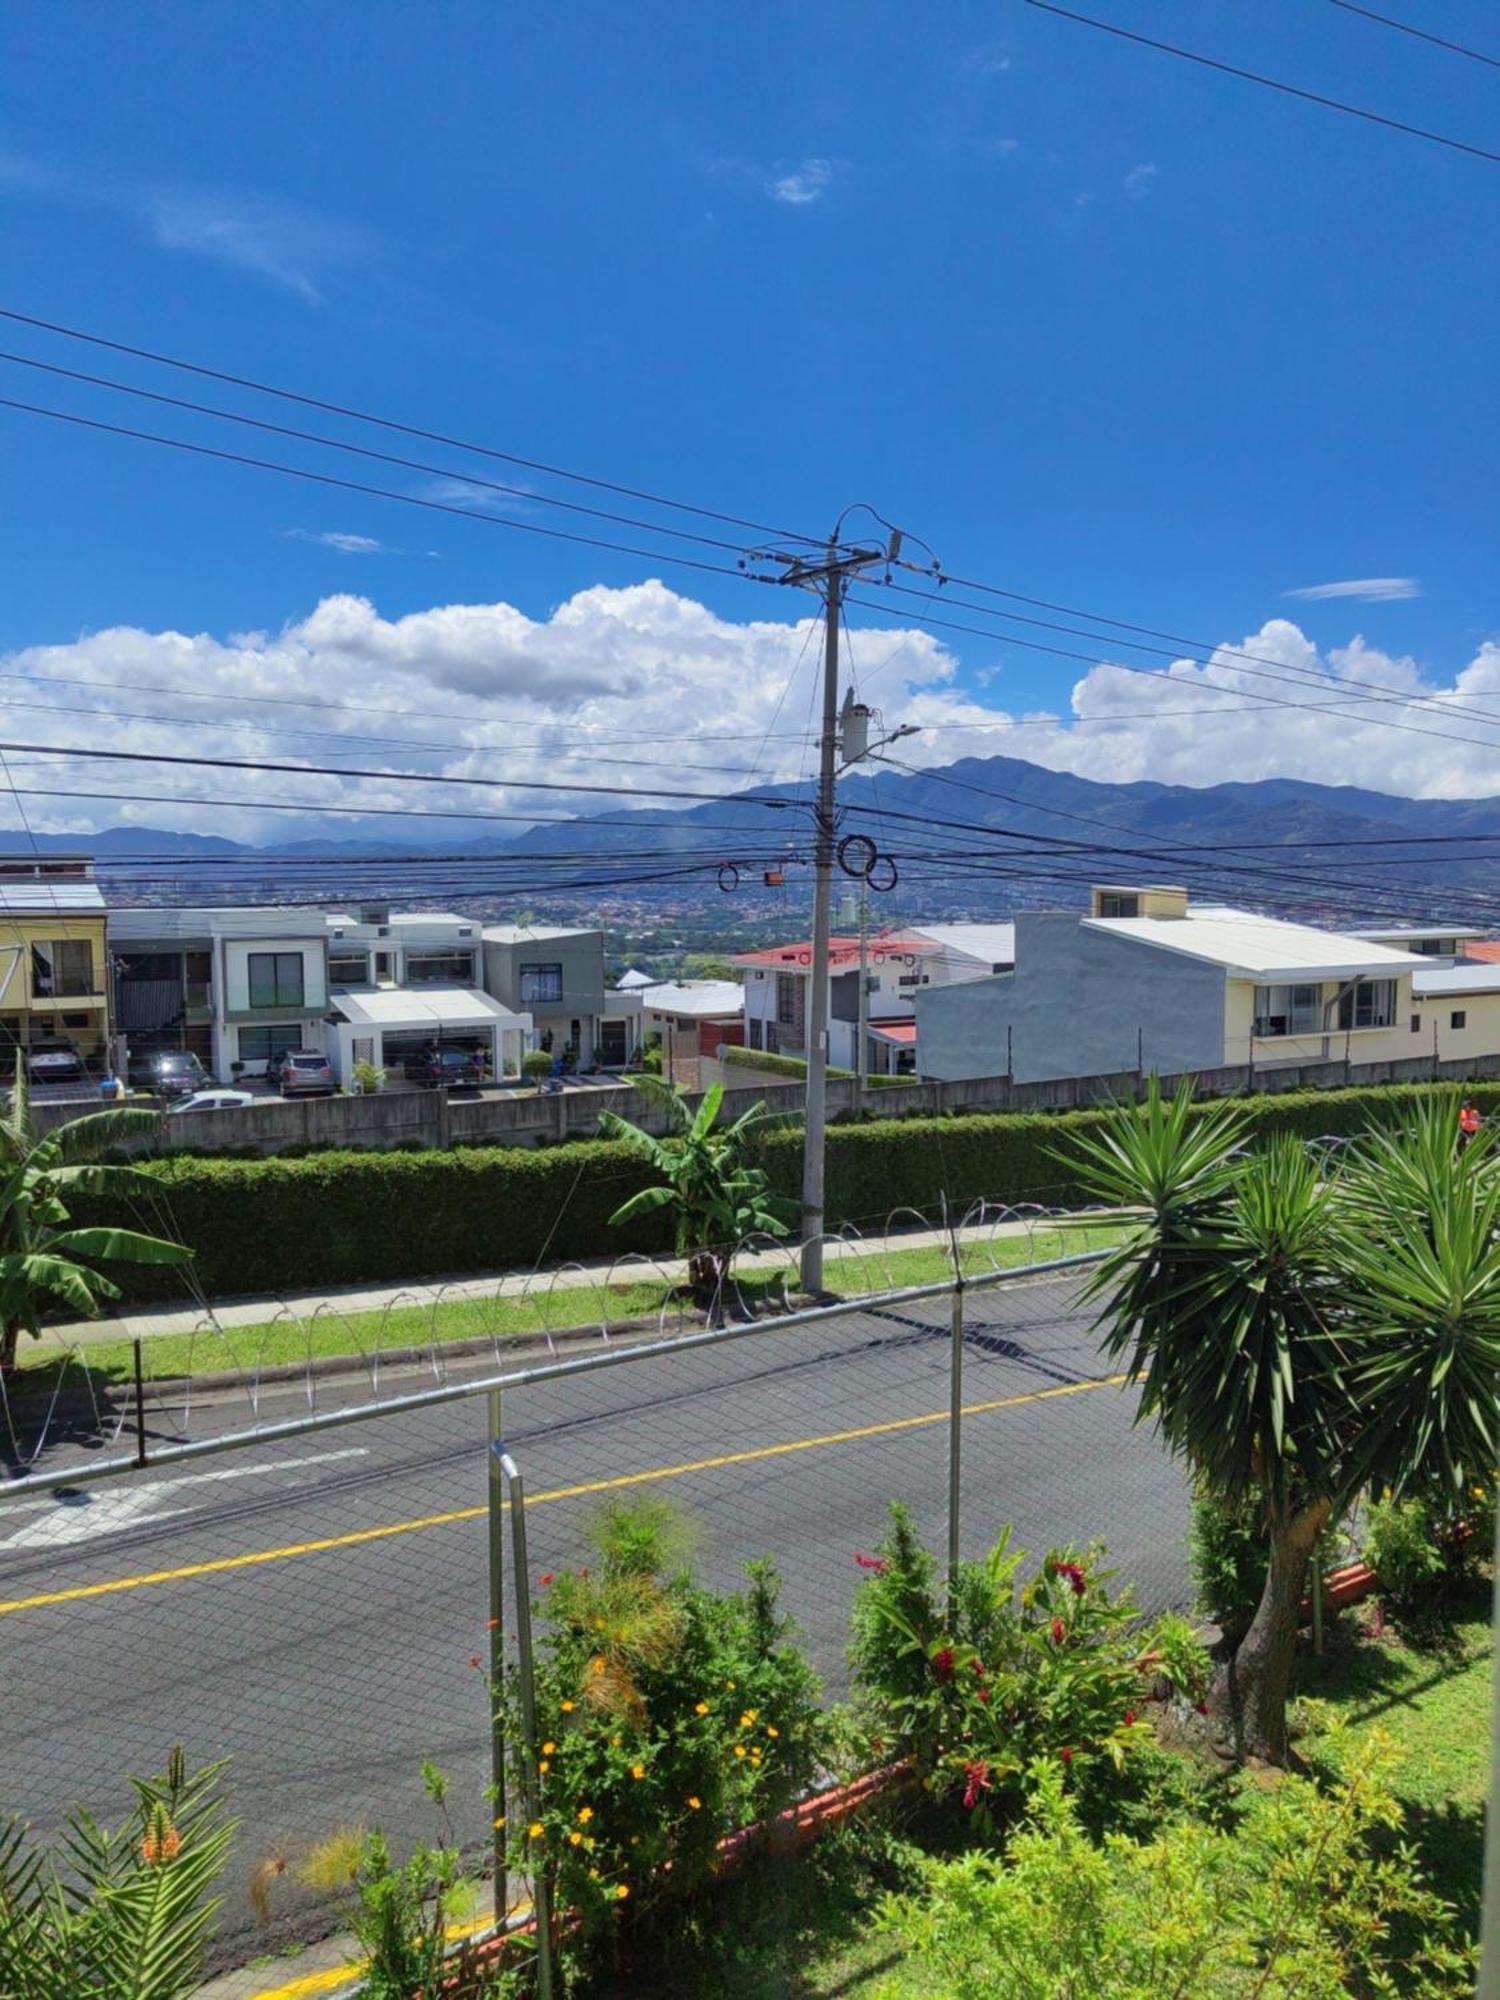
{"left": 1068, "top": 1080, "right": 1500, "bottom": 1763}
{"left": 0, "top": 1057, "right": 193, "bottom": 1372}
{"left": 599, "top": 1076, "right": 793, "bottom": 1313}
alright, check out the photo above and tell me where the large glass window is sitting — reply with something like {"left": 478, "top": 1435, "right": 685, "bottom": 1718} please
{"left": 405, "top": 951, "right": 476, "bottom": 985}
{"left": 519, "top": 962, "right": 564, "bottom": 1004}
{"left": 1096, "top": 891, "right": 1141, "bottom": 919}
{"left": 238, "top": 1025, "right": 304, "bottom": 1064}
{"left": 31, "top": 939, "right": 93, "bottom": 998}
{"left": 247, "top": 951, "right": 305, "bottom": 1009}
{"left": 328, "top": 950, "right": 370, "bottom": 986}
{"left": 1336, "top": 979, "right": 1397, "bottom": 1031}
{"left": 775, "top": 972, "right": 800, "bottom": 1026}
{"left": 1253, "top": 983, "right": 1323, "bottom": 1038}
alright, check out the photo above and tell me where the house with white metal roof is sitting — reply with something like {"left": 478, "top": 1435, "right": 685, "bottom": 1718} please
{"left": 914, "top": 884, "right": 1438, "bottom": 1084}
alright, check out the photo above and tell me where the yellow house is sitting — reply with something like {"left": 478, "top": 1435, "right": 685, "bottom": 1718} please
{"left": 0, "top": 856, "right": 110, "bottom": 1068}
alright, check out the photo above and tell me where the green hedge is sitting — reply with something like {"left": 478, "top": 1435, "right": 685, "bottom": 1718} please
{"left": 79, "top": 1078, "right": 1500, "bottom": 1304}
{"left": 722, "top": 1048, "right": 915, "bottom": 1087}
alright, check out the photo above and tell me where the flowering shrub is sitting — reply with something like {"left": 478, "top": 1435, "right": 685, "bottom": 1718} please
{"left": 849, "top": 1504, "right": 1157, "bottom": 1826}
{"left": 876, "top": 1725, "right": 1476, "bottom": 1999}
{"left": 1362, "top": 1479, "right": 1495, "bottom": 1629}
{"left": 494, "top": 1502, "right": 823, "bottom": 1965}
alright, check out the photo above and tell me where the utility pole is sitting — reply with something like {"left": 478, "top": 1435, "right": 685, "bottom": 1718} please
{"left": 758, "top": 516, "right": 933, "bottom": 1295}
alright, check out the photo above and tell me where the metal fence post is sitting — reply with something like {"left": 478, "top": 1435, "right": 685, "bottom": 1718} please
{"left": 493, "top": 1444, "right": 554, "bottom": 2000}
{"left": 132, "top": 1338, "right": 147, "bottom": 1469}
{"left": 486, "top": 1388, "right": 507, "bottom": 1902}
{"left": 944, "top": 1204, "right": 964, "bottom": 1614}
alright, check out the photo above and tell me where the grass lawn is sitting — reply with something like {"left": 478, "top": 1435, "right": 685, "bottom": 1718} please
{"left": 1296, "top": 1587, "right": 1493, "bottom": 1933}
{"left": 18, "top": 1222, "right": 1125, "bottom": 1392}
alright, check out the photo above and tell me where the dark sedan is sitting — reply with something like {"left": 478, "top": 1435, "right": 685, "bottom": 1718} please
{"left": 402, "top": 1046, "right": 484, "bottom": 1090}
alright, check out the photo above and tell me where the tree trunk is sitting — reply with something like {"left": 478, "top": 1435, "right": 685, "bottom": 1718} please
{"left": 0, "top": 1318, "right": 19, "bottom": 1375}
{"left": 1212, "top": 1495, "right": 1331, "bottom": 1764}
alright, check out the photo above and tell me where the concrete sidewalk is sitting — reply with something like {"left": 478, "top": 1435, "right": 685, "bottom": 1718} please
{"left": 36, "top": 1214, "right": 1102, "bottom": 1352}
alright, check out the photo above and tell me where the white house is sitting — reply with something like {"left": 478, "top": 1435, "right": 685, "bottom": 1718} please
{"left": 735, "top": 922, "right": 1014, "bottom": 1075}
{"left": 110, "top": 905, "right": 331, "bottom": 1079}
{"left": 324, "top": 906, "right": 530, "bottom": 1083}
{"left": 914, "top": 885, "right": 1439, "bottom": 1084}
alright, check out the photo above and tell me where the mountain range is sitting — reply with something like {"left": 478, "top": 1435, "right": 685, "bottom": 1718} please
{"left": 26, "top": 755, "right": 1500, "bottom": 928}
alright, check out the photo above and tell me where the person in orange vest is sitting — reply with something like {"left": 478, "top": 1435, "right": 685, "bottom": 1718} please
{"left": 1458, "top": 1100, "right": 1482, "bottom": 1151}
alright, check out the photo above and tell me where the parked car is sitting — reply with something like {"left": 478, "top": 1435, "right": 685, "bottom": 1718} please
{"left": 167, "top": 1089, "right": 257, "bottom": 1115}
{"left": 26, "top": 1038, "right": 84, "bottom": 1082}
{"left": 135, "top": 1049, "right": 212, "bottom": 1101}
{"left": 265, "top": 1049, "right": 336, "bottom": 1097}
{"left": 403, "top": 1045, "right": 484, "bottom": 1090}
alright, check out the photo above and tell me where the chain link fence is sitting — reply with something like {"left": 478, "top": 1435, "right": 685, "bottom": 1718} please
{"left": 0, "top": 1252, "right": 1194, "bottom": 1995}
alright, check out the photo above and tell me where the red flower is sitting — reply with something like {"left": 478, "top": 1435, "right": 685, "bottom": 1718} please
{"left": 1050, "top": 1617, "right": 1066, "bottom": 1644}
{"left": 854, "top": 1552, "right": 890, "bottom": 1573}
{"left": 1123, "top": 1709, "right": 1137, "bottom": 1727}
{"left": 977, "top": 1686, "right": 991, "bottom": 1704}
{"left": 469, "top": 1655, "right": 483, "bottom": 1669}
{"left": 1060, "top": 1746, "right": 1074, "bottom": 1765}
{"left": 932, "top": 1647, "right": 956, "bottom": 1682}
{"left": 1196, "top": 1700, "right": 1209, "bottom": 1717}
{"left": 1052, "top": 1560, "right": 1087, "bottom": 1597}
{"left": 539, "top": 1572, "right": 555, "bottom": 1587}
{"left": 962, "top": 1759, "right": 990, "bottom": 1809}
{"left": 971, "top": 1659, "right": 986, "bottom": 1678}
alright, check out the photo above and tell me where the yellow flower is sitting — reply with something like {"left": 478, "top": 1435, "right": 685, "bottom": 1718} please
{"left": 569, "top": 1831, "right": 583, "bottom": 1847}
{"left": 687, "top": 1795, "right": 702, "bottom": 1810}
{"left": 594, "top": 1617, "right": 606, "bottom": 1630}
{"left": 745, "top": 1708, "right": 759, "bottom": 1723}
{"left": 611, "top": 1736, "right": 622, "bottom": 1748}
{"left": 542, "top": 1742, "right": 556, "bottom": 1757}
{"left": 588, "top": 1867, "right": 600, "bottom": 1880}
{"left": 560, "top": 1700, "right": 575, "bottom": 1713}
{"left": 617, "top": 1883, "right": 630, "bottom": 1901}
{"left": 766, "top": 1725, "right": 779, "bottom": 1739}
{"left": 750, "top": 1749, "right": 762, "bottom": 1763}
{"left": 1475, "top": 1485, "right": 1488, "bottom": 1501}
{"left": 539, "top": 1760, "right": 550, "bottom": 1775}
{"left": 694, "top": 1701, "right": 709, "bottom": 1716}
{"left": 528, "top": 1822, "right": 544, "bottom": 1840}
{"left": 591, "top": 1657, "right": 606, "bottom": 1676}
{"left": 493, "top": 1816, "right": 506, "bottom": 1830}
{"left": 724, "top": 1680, "right": 736, "bottom": 1691}
{"left": 739, "top": 1713, "right": 753, "bottom": 1729}
{"left": 733, "top": 1745, "right": 747, "bottom": 1759}
{"left": 631, "top": 1763, "right": 646, "bottom": 1780}
{"left": 578, "top": 1806, "right": 594, "bottom": 1824}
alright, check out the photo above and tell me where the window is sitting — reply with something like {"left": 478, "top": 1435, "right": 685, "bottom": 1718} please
{"left": 1336, "top": 980, "right": 1397, "bottom": 1032}
{"left": 31, "top": 939, "right": 93, "bottom": 997}
{"left": 1452, "top": 1010, "right": 1467, "bottom": 1031}
{"left": 519, "top": 962, "right": 564, "bottom": 1004}
{"left": 1097, "top": 892, "right": 1141, "bottom": 919}
{"left": 239, "top": 1024, "right": 303, "bottom": 1064}
{"left": 897, "top": 973, "right": 929, "bottom": 988}
{"left": 61, "top": 1012, "right": 90, "bottom": 1029}
{"left": 1253, "top": 982, "right": 1323, "bottom": 1038}
{"left": 405, "top": 951, "right": 476, "bottom": 985}
{"left": 329, "top": 951, "right": 369, "bottom": 986}
{"left": 775, "top": 972, "right": 799, "bottom": 1026}
{"left": 1411, "top": 1015, "right": 1422, "bottom": 1034}
{"left": 247, "top": 951, "right": 305, "bottom": 1009}
{"left": 748, "top": 1017, "right": 763, "bottom": 1049}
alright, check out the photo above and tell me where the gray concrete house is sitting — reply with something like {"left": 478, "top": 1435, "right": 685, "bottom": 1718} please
{"left": 482, "top": 924, "right": 608, "bottom": 1067}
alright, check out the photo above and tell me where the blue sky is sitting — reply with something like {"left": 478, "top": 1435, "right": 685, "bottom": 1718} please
{"left": 1, "top": 1, "right": 1497, "bottom": 837}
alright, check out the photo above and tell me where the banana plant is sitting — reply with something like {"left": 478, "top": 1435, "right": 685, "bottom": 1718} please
{"left": 599, "top": 1076, "right": 794, "bottom": 1314}
{"left": 0, "top": 1054, "right": 193, "bottom": 1371}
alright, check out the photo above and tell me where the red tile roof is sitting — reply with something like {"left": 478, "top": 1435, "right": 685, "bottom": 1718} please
{"left": 1464, "top": 942, "right": 1500, "bottom": 963}
{"left": 733, "top": 935, "right": 938, "bottom": 969}
{"left": 870, "top": 1020, "right": 918, "bottom": 1044}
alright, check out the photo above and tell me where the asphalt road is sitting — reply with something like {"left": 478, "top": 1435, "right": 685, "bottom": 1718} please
{"left": 0, "top": 1271, "right": 1192, "bottom": 1972}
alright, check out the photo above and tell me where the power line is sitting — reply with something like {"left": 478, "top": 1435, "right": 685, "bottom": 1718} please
{"left": 1326, "top": 0, "right": 1500, "bottom": 71}
{"left": 0, "top": 395, "right": 774, "bottom": 592}
{"left": 876, "top": 574, "right": 1500, "bottom": 735}
{"left": 0, "top": 347, "right": 760, "bottom": 561}
{"left": 0, "top": 306, "right": 826, "bottom": 549}
{"left": 1024, "top": 0, "right": 1500, "bottom": 164}
{"left": 845, "top": 589, "right": 1500, "bottom": 755}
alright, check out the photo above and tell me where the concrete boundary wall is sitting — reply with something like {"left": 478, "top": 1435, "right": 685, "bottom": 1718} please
{"left": 26, "top": 1042, "right": 1500, "bottom": 1157}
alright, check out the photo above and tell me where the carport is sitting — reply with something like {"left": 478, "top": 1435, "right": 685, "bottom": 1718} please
{"left": 326, "top": 985, "right": 532, "bottom": 1085}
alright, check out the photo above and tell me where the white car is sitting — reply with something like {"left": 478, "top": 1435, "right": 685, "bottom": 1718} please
{"left": 166, "top": 1089, "right": 258, "bottom": 1115}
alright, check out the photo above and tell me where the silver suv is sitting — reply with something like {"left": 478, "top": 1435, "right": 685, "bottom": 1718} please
{"left": 265, "top": 1049, "right": 336, "bottom": 1097}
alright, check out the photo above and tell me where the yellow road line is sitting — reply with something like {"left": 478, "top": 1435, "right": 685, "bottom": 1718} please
{"left": 244, "top": 1907, "right": 521, "bottom": 2000}
{"left": 0, "top": 1373, "right": 1125, "bottom": 1617}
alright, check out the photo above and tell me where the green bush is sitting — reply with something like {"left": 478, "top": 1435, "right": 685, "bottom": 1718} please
{"left": 1362, "top": 1494, "right": 1445, "bottom": 1613}
{"left": 849, "top": 1505, "right": 1159, "bottom": 1826}
{"left": 495, "top": 1501, "right": 823, "bottom": 1985}
{"left": 84, "top": 1075, "right": 1500, "bottom": 1303}
{"left": 876, "top": 1727, "right": 1475, "bottom": 1999}
{"left": 1188, "top": 1483, "right": 1266, "bottom": 1642}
